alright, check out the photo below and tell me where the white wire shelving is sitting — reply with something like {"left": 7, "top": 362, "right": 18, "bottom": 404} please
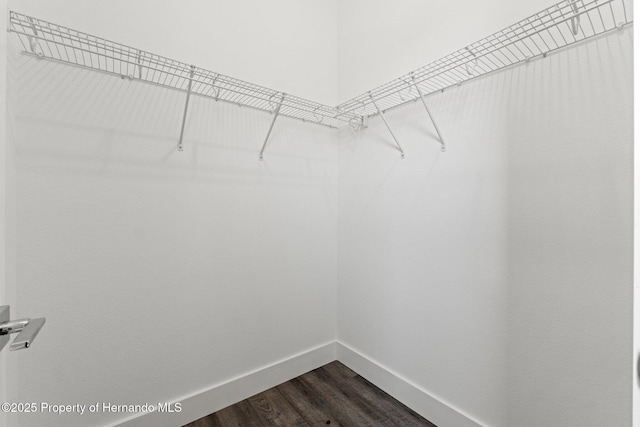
{"left": 8, "top": 0, "right": 633, "bottom": 158}
{"left": 337, "top": 0, "right": 632, "bottom": 155}
{"left": 339, "top": 0, "right": 630, "bottom": 117}
{"left": 8, "top": 10, "right": 360, "bottom": 136}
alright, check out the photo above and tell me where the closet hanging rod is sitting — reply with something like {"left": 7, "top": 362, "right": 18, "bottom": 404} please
{"left": 8, "top": 11, "right": 360, "bottom": 130}
{"left": 337, "top": 0, "right": 631, "bottom": 117}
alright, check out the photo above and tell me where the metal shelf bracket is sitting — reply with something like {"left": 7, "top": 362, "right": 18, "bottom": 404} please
{"left": 570, "top": 0, "right": 581, "bottom": 35}
{"left": 177, "top": 65, "right": 196, "bottom": 152}
{"left": 370, "top": 94, "right": 405, "bottom": 159}
{"left": 136, "top": 49, "right": 143, "bottom": 79}
{"left": 412, "top": 76, "right": 446, "bottom": 152}
{"left": 259, "top": 93, "right": 285, "bottom": 161}
{"left": 465, "top": 48, "right": 478, "bottom": 76}
{"left": 26, "top": 16, "right": 43, "bottom": 57}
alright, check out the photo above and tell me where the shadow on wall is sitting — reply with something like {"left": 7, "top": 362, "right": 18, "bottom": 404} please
{"left": 11, "top": 49, "right": 337, "bottom": 188}
{"left": 336, "top": 26, "right": 633, "bottom": 427}
{"left": 504, "top": 28, "right": 633, "bottom": 427}
{"left": 337, "top": 38, "right": 516, "bottom": 427}
{"left": 8, "top": 34, "right": 339, "bottom": 427}
{"left": 338, "top": 53, "right": 513, "bottom": 230}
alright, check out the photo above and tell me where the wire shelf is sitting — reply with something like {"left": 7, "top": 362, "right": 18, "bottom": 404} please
{"left": 8, "top": 0, "right": 632, "bottom": 132}
{"left": 337, "top": 0, "right": 632, "bottom": 117}
{"left": 8, "top": 11, "right": 359, "bottom": 129}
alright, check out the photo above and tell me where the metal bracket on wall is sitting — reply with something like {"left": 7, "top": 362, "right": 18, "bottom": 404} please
{"left": 464, "top": 48, "right": 478, "bottom": 76}
{"left": 570, "top": 0, "right": 581, "bottom": 35}
{"left": 136, "top": 49, "right": 143, "bottom": 79}
{"left": 177, "top": 65, "right": 196, "bottom": 152}
{"left": 26, "top": 16, "right": 43, "bottom": 57}
{"left": 259, "top": 93, "right": 285, "bottom": 161}
{"left": 412, "top": 76, "right": 446, "bottom": 152}
{"left": 369, "top": 94, "right": 405, "bottom": 159}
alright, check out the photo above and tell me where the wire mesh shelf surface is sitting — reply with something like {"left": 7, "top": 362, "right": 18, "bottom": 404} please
{"left": 9, "top": 0, "right": 633, "bottom": 129}
{"left": 337, "top": 0, "right": 632, "bottom": 117}
{"left": 9, "top": 10, "right": 359, "bottom": 129}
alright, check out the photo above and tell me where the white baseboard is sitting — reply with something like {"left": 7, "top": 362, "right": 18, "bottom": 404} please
{"left": 111, "top": 341, "right": 337, "bottom": 427}
{"left": 336, "top": 342, "right": 483, "bottom": 427}
{"left": 111, "top": 341, "right": 481, "bottom": 427}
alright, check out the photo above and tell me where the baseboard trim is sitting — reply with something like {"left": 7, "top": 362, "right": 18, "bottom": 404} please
{"left": 111, "top": 341, "right": 337, "bottom": 427}
{"left": 111, "top": 341, "right": 482, "bottom": 427}
{"left": 336, "top": 342, "right": 483, "bottom": 427}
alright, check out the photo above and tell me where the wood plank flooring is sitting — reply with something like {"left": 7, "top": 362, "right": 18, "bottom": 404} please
{"left": 184, "top": 361, "right": 437, "bottom": 427}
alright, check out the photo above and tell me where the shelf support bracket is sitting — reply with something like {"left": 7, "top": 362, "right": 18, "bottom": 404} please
{"left": 370, "top": 95, "right": 405, "bottom": 159}
{"left": 570, "top": 0, "right": 581, "bottom": 35}
{"left": 412, "top": 77, "right": 446, "bottom": 152}
{"left": 136, "top": 50, "right": 143, "bottom": 79}
{"left": 259, "top": 93, "right": 285, "bottom": 161}
{"left": 26, "top": 17, "right": 43, "bottom": 57}
{"left": 177, "top": 65, "right": 196, "bottom": 152}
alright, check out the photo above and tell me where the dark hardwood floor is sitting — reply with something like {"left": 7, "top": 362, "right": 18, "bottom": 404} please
{"left": 184, "top": 361, "right": 437, "bottom": 427}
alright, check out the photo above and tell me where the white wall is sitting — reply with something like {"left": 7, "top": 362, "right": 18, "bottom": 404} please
{"left": 6, "top": 19, "right": 338, "bottom": 427}
{"left": 337, "top": 71, "right": 511, "bottom": 426}
{"left": 4, "top": 1, "right": 636, "bottom": 427}
{"left": 635, "top": 4, "right": 640, "bottom": 426}
{"left": 505, "top": 29, "right": 633, "bottom": 426}
{"left": 11, "top": 0, "right": 339, "bottom": 105}
{"left": 1, "top": 2, "right": 8, "bottom": 426}
{"left": 338, "top": 24, "right": 633, "bottom": 427}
